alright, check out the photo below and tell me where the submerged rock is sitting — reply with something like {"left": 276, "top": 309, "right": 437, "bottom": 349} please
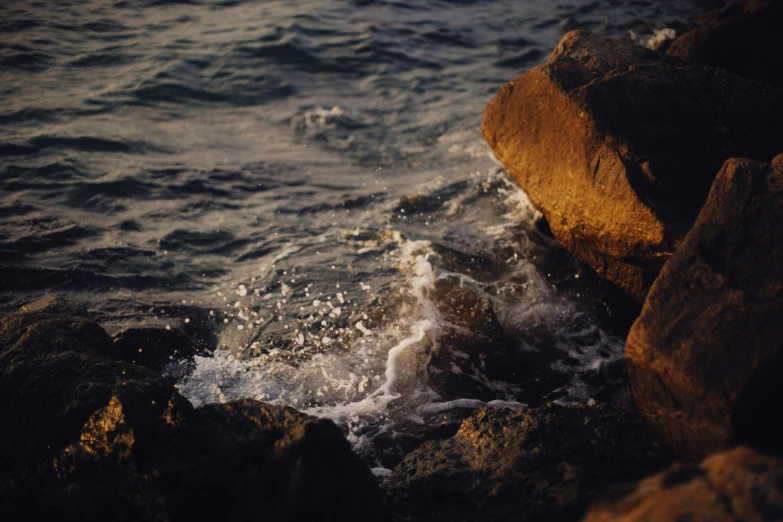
{"left": 482, "top": 30, "right": 783, "bottom": 302}
{"left": 582, "top": 446, "right": 783, "bottom": 522}
{"left": 667, "top": 0, "right": 783, "bottom": 88}
{"left": 0, "top": 296, "right": 389, "bottom": 521}
{"left": 627, "top": 154, "right": 783, "bottom": 460}
{"left": 383, "top": 402, "right": 671, "bottom": 522}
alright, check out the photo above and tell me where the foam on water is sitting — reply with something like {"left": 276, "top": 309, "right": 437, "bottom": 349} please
{"left": 178, "top": 166, "right": 624, "bottom": 463}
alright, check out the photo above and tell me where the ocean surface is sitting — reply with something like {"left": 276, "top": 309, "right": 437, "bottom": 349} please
{"left": 1, "top": 0, "right": 715, "bottom": 470}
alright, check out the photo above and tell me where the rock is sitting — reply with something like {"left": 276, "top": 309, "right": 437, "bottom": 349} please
{"left": 113, "top": 327, "right": 210, "bottom": 371}
{"left": 482, "top": 30, "right": 783, "bottom": 302}
{"left": 0, "top": 296, "right": 176, "bottom": 469}
{"left": 50, "top": 398, "right": 389, "bottom": 522}
{"left": 425, "top": 275, "right": 518, "bottom": 401}
{"left": 667, "top": 0, "right": 783, "bottom": 88}
{"left": 626, "top": 154, "right": 783, "bottom": 460}
{"left": 163, "top": 400, "right": 388, "bottom": 522}
{"left": 582, "top": 446, "right": 783, "bottom": 522}
{"left": 383, "top": 402, "right": 671, "bottom": 522}
{"left": 0, "top": 296, "right": 390, "bottom": 522}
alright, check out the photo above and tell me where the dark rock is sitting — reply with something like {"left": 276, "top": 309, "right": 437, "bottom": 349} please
{"left": 113, "top": 327, "right": 210, "bottom": 371}
{"left": 482, "top": 30, "right": 783, "bottom": 302}
{"left": 667, "top": 0, "right": 783, "bottom": 88}
{"left": 0, "top": 296, "right": 176, "bottom": 469}
{"left": 0, "top": 296, "right": 390, "bottom": 521}
{"left": 426, "top": 275, "right": 517, "bottom": 401}
{"left": 626, "top": 154, "right": 783, "bottom": 460}
{"left": 533, "top": 213, "right": 554, "bottom": 238}
{"left": 383, "top": 402, "right": 671, "bottom": 522}
{"left": 161, "top": 400, "right": 388, "bottom": 522}
{"left": 582, "top": 446, "right": 783, "bottom": 522}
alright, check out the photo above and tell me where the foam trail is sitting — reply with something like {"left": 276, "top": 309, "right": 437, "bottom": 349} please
{"left": 375, "top": 319, "right": 432, "bottom": 397}
{"left": 306, "top": 243, "right": 439, "bottom": 422}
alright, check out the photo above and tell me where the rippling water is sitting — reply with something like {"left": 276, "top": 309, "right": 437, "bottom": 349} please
{"left": 1, "top": 0, "right": 714, "bottom": 468}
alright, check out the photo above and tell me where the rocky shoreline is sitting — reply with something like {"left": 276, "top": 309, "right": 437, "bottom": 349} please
{"left": 3, "top": 1, "right": 783, "bottom": 520}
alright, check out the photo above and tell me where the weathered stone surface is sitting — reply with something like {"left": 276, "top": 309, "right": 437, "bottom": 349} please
{"left": 0, "top": 296, "right": 390, "bottom": 522}
{"left": 626, "top": 154, "right": 783, "bottom": 460}
{"left": 582, "top": 446, "right": 783, "bottom": 522}
{"left": 482, "top": 30, "right": 783, "bottom": 302}
{"left": 113, "top": 326, "right": 210, "bottom": 371}
{"left": 383, "top": 402, "right": 671, "bottom": 522}
{"left": 667, "top": 0, "right": 783, "bottom": 88}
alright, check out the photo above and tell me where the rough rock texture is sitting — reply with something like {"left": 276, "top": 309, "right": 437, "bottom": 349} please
{"left": 626, "top": 154, "right": 783, "bottom": 460}
{"left": 583, "top": 446, "right": 783, "bottom": 522}
{"left": 0, "top": 296, "right": 389, "bottom": 522}
{"left": 667, "top": 0, "right": 783, "bottom": 88}
{"left": 382, "top": 402, "right": 671, "bottom": 522}
{"left": 482, "top": 30, "right": 783, "bottom": 302}
{"left": 113, "top": 326, "right": 210, "bottom": 371}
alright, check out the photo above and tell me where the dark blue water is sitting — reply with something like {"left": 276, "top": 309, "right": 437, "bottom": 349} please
{"left": 0, "top": 0, "right": 714, "bottom": 468}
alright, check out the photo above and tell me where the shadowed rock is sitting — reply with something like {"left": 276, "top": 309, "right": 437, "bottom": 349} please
{"left": 582, "top": 446, "right": 783, "bottom": 522}
{"left": 626, "top": 154, "right": 783, "bottom": 460}
{"left": 482, "top": 30, "right": 783, "bottom": 302}
{"left": 667, "top": 0, "right": 783, "bottom": 88}
{"left": 0, "top": 296, "right": 176, "bottom": 470}
{"left": 0, "top": 296, "right": 389, "bottom": 522}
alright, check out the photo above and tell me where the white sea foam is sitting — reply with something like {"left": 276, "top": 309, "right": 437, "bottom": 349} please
{"left": 178, "top": 168, "right": 623, "bottom": 460}
{"left": 629, "top": 27, "right": 677, "bottom": 50}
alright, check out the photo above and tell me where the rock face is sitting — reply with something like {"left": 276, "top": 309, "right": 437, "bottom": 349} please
{"left": 482, "top": 30, "right": 783, "bottom": 302}
{"left": 0, "top": 296, "right": 389, "bottom": 522}
{"left": 667, "top": 0, "right": 783, "bottom": 88}
{"left": 382, "top": 402, "right": 671, "bottom": 522}
{"left": 582, "top": 446, "right": 783, "bottom": 522}
{"left": 626, "top": 154, "right": 783, "bottom": 460}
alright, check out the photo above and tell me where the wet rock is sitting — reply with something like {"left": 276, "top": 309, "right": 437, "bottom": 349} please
{"left": 667, "top": 0, "right": 783, "bottom": 88}
{"left": 626, "top": 154, "right": 783, "bottom": 460}
{"left": 582, "top": 446, "right": 783, "bottom": 522}
{"left": 383, "top": 402, "right": 671, "bottom": 522}
{"left": 395, "top": 193, "right": 444, "bottom": 214}
{"left": 0, "top": 296, "right": 390, "bottom": 522}
{"left": 482, "top": 30, "right": 783, "bottom": 302}
{"left": 426, "top": 275, "right": 530, "bottom": 402}
{"left": 113, "top": 326, "right": 210, "bottom": 371}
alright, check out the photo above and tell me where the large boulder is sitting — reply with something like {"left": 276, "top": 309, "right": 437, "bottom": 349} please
{"left": 482, "top": 30, "right": 783, "bottom": 302}
{"left": 382, "top": 402, "right": 671, "bottom": 522}
{"left": 626, "top": 154, "right": 783, "bottom": 460}
{"left": 0, "top": 296, "right": 389, "bottom": 522}
{"left": 667, "top": 0, "right": 783, "bottom": 88}
{"left": 582, "top": 446, "right": 783, "bottom": 522}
